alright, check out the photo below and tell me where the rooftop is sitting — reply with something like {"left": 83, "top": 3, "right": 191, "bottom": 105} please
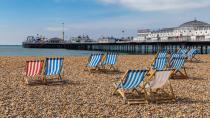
{"left": 179, "top": 20, "right": 210, "bottom": 27}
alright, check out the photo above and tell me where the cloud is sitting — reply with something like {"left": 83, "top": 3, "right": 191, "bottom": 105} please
{"left": 99, "top": 0, "right": 210, "bottom": 11}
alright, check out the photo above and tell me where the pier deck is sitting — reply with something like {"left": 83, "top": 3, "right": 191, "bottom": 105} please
{"left": 22, "top": 41, "right": 210, "bottom": 54}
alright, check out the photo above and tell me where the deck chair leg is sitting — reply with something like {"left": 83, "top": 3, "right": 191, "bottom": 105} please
{"left": 59, "top": 74, "right": 62, "bottom": 80}
{"left": 112, "top": 88, "right": 118, "bottom": 95}
{"left": 171, "top": 70, "right": 178, "bottom": 79}
{"left": 118, "top": 89, "right": 127, "bottom": 104}
{"left": 24, "top": 77, "right": 29, "bottom": 84}
{"left": 111, "top": 65, "right": 116, "bottom": 71}
{"left": 193, "top": 57, "right": 200, "bottom": 62}
{"left": 177, "top": 69, "right": 187, "bottom": 79}
{"left": 42, "top": 75, "right": 48, "bottom": 84}
{"left": 169, "top": 82, "right": 176, "bottom": 100}
{"left": 143, "top": 88, "right": 149, "bottom": 103}
{"left": 183, "top": 68, "right": 188, "bottom": 78}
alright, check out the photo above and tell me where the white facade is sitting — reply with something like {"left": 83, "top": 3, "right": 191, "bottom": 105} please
{"left": 134, "top": 20, "right": 210, "bottom": 42}
{"left": 98, "top": 37, "right": 116, "bottom": 43}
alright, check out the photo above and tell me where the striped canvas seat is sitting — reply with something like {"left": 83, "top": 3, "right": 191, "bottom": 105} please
{"left": 24, "top": 60, "right": 44, "bottom": 84}
{"left": 157, "top": 51, "right": 167, "bottom": 58}
{"left": 87, "top": 54, "right": 102, "bottom": 67}
{"left": 177, "top": 48, "right": 188, "bottom": 54}
{"left": 177, "top": 48, "right": 188, "bottom": 57}
{"left": 187, "top": 48, "right": 198, "bottom": 59}
{"left": 25, "top": 60, "right": 44, "bottom": 77}
{"left": 152, "top": 58, "right": 167, "bottom": 71}
{"left": 152, "top": 51, "right": 167, "bottom": 71}
{"left": 103, "top": 53, "right": 117, "bottom": 65}
{"left": 170, "top": 52, "right": 186, "bottom": 59}
{"left": 169, "top": 56, "right": 185, "bottom": 70}
{"left": 169, "top": 55, "right": 188, "bottom": 78}
{"left": 116, "top": 70, "right": 147, "bottom": 90}
{"left": 44, "top": 58, "right": 64, "bottom": 79}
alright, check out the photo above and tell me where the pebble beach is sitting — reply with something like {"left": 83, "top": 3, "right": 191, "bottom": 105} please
{"left": 0, "top": 55, "right": 209, "bottom": 117}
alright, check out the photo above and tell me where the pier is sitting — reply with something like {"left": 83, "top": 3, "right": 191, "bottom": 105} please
{"left": 22, "top": 41, "right": 210, "bottom": 54}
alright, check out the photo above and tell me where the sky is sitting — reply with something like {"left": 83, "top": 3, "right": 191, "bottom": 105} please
{"left": 0, "top": 0, "right": 210, "bottom": 45}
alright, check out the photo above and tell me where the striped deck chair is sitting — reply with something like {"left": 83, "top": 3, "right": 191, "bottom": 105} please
{"left": 151, "top": 51, "right": 168, "bottom": 71}
{"left": 23, "top": 60, "right": 44, "bottom": 84}
{"left": 102, "top": 52, "right": 118, "bottom": 70}
{"left": 44, "top": 58, "right": 64, "bottom": 80}
{"left": 187, "top": 48, "right": 199, "bottom": 61}
{"left": 113, "top": 70, "right": 148, "bottom": 104}
{"left": 170, "top": 53, "right": 183, "bottom": 60}
{"left": 144, "top": 70, "right": 175, "bottom": 103}
{"left": 156, "top": 50, "right": 167, "bottom": 58}
{"left": 169, "top": 55, "right": 188, "bottom": 78}
{"left": 85, "top": 53, "right": 103, "bottom": 71}
{"left": 152, "top": 58, "right": 167, "bottom": 71}
{"left": 177, "top": 48, "right": 188, "bottom": 58}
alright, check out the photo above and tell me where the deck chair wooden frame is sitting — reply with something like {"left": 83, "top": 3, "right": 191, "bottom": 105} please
{"left": 23, "top": 60, "right": 45, "bottom": 84}
{"left": 43, "top": 57, "right": 64, "bottom": 81}
{"left": 143, "top": 70, "right": 176, "bottom": 103}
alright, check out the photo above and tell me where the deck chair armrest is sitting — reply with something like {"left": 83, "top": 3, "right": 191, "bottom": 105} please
{"left": 114, "top": 82, "right": 122, "bottom": 89}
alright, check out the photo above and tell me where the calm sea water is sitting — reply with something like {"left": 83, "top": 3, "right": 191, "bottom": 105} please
{"left": 0, "top": 45, "right": 101, "bottom": 56}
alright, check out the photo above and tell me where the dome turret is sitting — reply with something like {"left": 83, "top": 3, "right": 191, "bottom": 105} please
{"left": 179, "top": 20, "right": 209, "bottom": 27}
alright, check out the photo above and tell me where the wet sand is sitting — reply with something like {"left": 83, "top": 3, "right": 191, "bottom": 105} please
{"left": 0, "top": 55, "right": 209, "bottom": 117}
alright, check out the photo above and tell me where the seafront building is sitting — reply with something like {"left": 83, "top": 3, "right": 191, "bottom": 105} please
{"left": 134, "top": 19, "right": 210, "bottom": 42}
{"left": 70, "top": 35, "right": 94, "bottom": 43}
{"left": 98, "top": 37, "right": 117, "bottom": 43}
{"left": 98, "top": 37, "right": 134, "bottom": 43}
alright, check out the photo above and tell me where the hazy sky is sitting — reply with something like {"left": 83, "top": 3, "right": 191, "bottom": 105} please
{"left": 1, "top": 0, "right": 210, "bottom": 45}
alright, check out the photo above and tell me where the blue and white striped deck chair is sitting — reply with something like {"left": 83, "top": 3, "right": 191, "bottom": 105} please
{"left": 152, "top": 58, "right": 167, "bottom": 71}
{"left": 102, "top": 53, "right": 118, "bottom": 70}
{"left": 44, "top": 58, "right": 64, "bottom": 80}
{"left": 86, "top": 53, "right": 103, "bottom": 71}
{"left": 187, "top": 48, "right": 199, "bottom": 61}
{"left": 152, "top": 51, "right": 167, "bottom": 71}
{"left": 177, "top": 48, "right": 188, "bottom": 58}
{"left": 113, "top": 70, "right": 148, "bottom": 104}
{"left": 170, "top": 53, "right": 183, "bottom": 59}
{"left": 169, "top": 55, "right": 188, "bottom": 78}
{"left": 156, "top": 51, "right": 167, "bottom": 58}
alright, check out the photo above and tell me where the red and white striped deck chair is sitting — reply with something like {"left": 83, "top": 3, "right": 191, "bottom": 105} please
{"left": 23, "top": 60, "right": 44, "bottom": 84}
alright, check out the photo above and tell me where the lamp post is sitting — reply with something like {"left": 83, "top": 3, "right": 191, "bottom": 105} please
{"left": 62, "top": 22, "right": 64, "bottom": 41}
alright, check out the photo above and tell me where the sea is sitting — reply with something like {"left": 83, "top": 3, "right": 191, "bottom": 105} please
{"left": 0, "top": 45, "right": 102, "bottom": 56}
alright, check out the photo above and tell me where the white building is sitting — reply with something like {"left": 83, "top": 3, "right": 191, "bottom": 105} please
{"left": 70, "top": 35, "right": 94, "bottom": 43}
{"left": 98, "top": 37, "right": 116, "bottom": 43}
{"left": 134, "top": 20, "right": 210, "bottom": 42}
